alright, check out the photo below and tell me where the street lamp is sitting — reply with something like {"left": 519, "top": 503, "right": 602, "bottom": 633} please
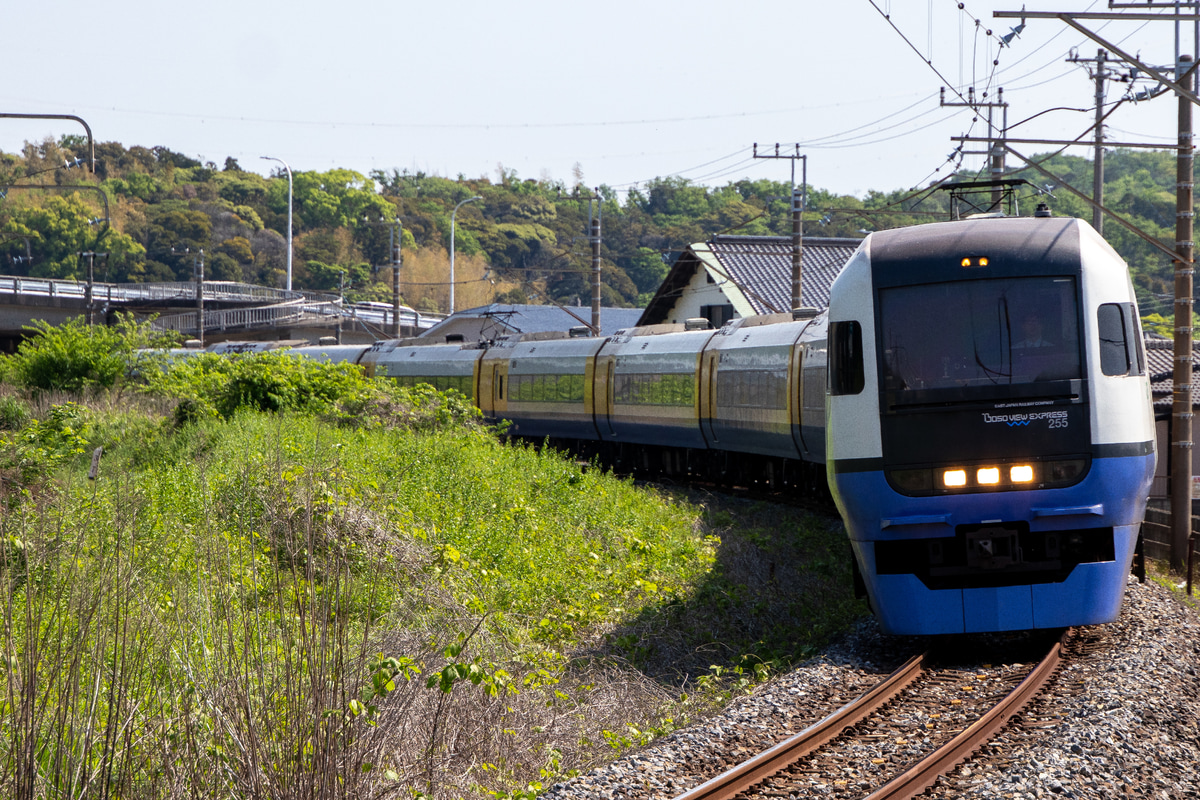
{"left": 450, "top": 195, "right": 482, "bottom": 314}
{"left": 260, "top": 156, "right": 294, "bottom": 292}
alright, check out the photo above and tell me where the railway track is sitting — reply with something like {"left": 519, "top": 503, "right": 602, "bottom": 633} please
{"left": 673, "top": 629, "right": 1070, "bottom": 800}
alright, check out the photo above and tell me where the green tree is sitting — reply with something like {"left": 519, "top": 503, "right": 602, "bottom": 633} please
{"left": 0, "top": 193, "right": 145, "bottom": 279}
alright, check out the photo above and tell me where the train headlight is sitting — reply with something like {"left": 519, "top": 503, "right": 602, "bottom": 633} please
{"left": 1010, "top": 465, "right": 1035, "bottom": 483}
{"left": 890, "top": 469, "right": 933, "bottom": 492}
{"left": 1047, "top": 459, "right": 1086, "bottom": 484}
{"left": 977, "top": 467, "right": 1001, "bottom": 485}
{"left": 943, "top": 469, "right": 968, "bottom": 487}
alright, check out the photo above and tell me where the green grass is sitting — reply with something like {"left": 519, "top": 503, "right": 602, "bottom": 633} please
{"left": 0, "top": 354, "right": 865, "bottom": 799}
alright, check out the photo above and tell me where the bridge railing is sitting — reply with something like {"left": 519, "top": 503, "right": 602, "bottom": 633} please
{"left": 151, "top": 301, "right": 347, "bottom": 334}
{"left": 0, "top": 275, "right": 327, "bottom": 305}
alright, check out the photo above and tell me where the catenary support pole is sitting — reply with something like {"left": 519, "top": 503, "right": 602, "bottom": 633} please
{"left": 1094, "top": 49, "right": 1107, "bottom": 234}
{"left": 196, "top": 250, "right": 205, "bottom": 348}
{"left": 1172, "top": 54, "right": 1195, "bottom": 572}
{"left": 392, "top": 221, "right": 403, "bottom": 338}
{"left": 591, "top": 213, "right": 601, "bottom": 333}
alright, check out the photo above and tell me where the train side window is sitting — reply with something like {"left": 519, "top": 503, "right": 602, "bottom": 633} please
{"left": 1128, "top": 303, "right": 1146, "bottom": 375}
{"left": 829, "top": 320, "right": 864, "bottom": 396}
{"left": 1098, "top": 303, "right": 1132, "bottom": 376}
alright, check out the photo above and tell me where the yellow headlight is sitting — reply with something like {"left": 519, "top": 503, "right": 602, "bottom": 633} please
{"left": 944, "top": 469, "right": 967, "bottom": 487}
{"left": 1010, "top": 465, "right": 1034, "bottom": 483}
{"left": 977, "top": 467, "right": 1000, "bottom": 485}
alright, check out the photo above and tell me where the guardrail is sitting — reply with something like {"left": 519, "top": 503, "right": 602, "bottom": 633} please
{"left": 0, "top": 273, "right": 442, "bottom": 335}
{"left": 151, "top": 301, "right": 345, "bottom": 333}
{"left": 0, "top": 275, "right": 318, "bottom": 305}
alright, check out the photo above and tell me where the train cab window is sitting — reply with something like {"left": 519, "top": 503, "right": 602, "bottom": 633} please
{"left": 878, "top": 277, "right": 1081, "bottom": 396}
{"left": 829, "top": 320, "right": 865, "bottom": 396}
{"left": 1098, "top": 302, "right": 1144, "bottom": 377}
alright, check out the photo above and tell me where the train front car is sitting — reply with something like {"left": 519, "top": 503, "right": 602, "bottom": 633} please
{"left": 827, "top": 217, "right": 1155, "bottom": 635}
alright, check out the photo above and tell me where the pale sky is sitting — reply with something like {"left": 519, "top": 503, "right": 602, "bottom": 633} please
{"left": 1, "top": 1, "right": 1191, "bottom": 199}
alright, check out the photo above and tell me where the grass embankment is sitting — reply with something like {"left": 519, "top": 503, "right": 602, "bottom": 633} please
{"left": 0, "top": 320, "right": 864, "bottom": 799}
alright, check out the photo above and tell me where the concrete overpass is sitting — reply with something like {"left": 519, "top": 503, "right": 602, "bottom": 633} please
{"left": 0, "top": 275, "right": 441, "bottom": 351}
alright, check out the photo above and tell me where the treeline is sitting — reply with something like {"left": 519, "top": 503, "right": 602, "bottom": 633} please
{"left": 0, "top": 136, "right": 1188, "bottom": 315}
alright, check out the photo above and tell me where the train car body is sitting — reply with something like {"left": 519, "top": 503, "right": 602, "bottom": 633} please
{"left": 359, "top": 339, "right": 484, "bottom": 396}
{"left": 594, "top": 324, "right": 717, "bottom": 449}
{"left": 481, "top": 332, "right": 606, "bottom": 441}
{"left": 826, "top": 217, "right": 1155, "bottom": 635}
{"left": 276, "top": 344, "right": 372, "bottom": 365}
{"left": 703, "top": 312, "right": 827, "bottom": 462}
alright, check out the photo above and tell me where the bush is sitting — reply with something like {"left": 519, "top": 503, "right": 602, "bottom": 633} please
{"left": 7, "top": 315, "right": 177, "bottom": 393}
{"left": 0, "top": 396, "right": 30, "bottom": 431}
{"left": 147, "top": 351, "right": 484, "bottom": 430}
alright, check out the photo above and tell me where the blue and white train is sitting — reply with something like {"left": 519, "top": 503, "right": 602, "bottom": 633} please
{"left": 189, "top": 214, "right": 1156, "bottom": 635}
{"left": 826, "top": 216, "right": 1155, "bottom": 633}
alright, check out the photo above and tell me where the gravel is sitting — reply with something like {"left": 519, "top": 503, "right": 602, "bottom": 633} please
{"left": 540, "top": 577, "right": 1200, "bottom": 800}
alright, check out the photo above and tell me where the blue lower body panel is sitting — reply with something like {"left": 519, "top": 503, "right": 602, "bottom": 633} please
{"left": 506, "top": 406, "right": 599, "bottom": 440}
{"left": 833, "top": 452, "right": 1154, "bottom": 635}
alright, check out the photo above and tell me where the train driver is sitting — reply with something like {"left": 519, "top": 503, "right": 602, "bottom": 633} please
{"left": 1015, "top": 312, "right": 1052, "bottom": 348}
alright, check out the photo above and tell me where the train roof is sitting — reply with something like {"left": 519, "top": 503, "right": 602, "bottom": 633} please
{"left": 863, "top": 216, "right": 1109, "bottom": 274}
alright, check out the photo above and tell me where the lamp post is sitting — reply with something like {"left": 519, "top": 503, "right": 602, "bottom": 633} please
{"left": 260, "top": 156, "right": 293, "bottom": 292}
{"left": 450, "top": 196, "right": 481, "bottom": 314}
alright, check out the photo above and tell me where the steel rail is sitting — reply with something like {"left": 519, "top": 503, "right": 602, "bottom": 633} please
{"left": 672, "top": 650, "right": 929, "bottom": 800}
{"left": 864, "top": 628, "right": 1070, "bottom": 800}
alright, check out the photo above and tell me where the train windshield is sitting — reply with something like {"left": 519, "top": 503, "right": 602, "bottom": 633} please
{"left": 878, "top": 276, "right": 1081, "bottom": 396}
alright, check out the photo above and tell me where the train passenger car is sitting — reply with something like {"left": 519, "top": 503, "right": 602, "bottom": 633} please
{"left": 276, "top": 343, "right": 372, "bottom": 365}
{"left": 702, "top": 311, "right": 827, "bottom": 462}
{"left": 359, "top": 338, "right": 485, "bottom": 396}
{"left": 826, "top": 216, "right": 1155, "bottom": 635}
{"left": 593, "top": 322, "right": 717, "bottom": 451}
{"left": 478, "top": 331, "right": 606, "bottom": 440}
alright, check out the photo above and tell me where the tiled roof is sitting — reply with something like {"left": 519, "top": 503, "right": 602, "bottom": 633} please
{"left": 422, "top": 304, "right": 643, "bottom": 339}
{"left": 1145, "top": 337, "right": 1200, "bottom": 413}
{"left": 703, "top": 235, "right": 862, "bottom": 314}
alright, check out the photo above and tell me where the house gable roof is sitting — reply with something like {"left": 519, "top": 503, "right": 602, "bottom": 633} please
{"left": 639, "top": 235, "right": 861, "bottom": 325}
{"left": 422, "top": 303, "right": 643, "bottom": 340}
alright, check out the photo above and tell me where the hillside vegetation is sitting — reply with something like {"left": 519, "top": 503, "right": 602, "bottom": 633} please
{"left": 0, "top": 321, "right": 861, "bottom": 799}
{"left": 0, "top": 138, "right": 1190, "bottom": 320}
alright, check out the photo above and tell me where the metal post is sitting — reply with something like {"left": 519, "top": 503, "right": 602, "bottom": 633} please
{"left": 85, "top": 250, "right": 94, "bottom": 326}
{"left": 196, "top": 249, "right": 205, "bottom": 348}
{"left": 450, "top": 196, "right": 482, "bottom": 315}
{"left": 337, "top": 270, "right": 344, "bottom": 344}
{"left": 1172, "top": 53, "right": 1195, "bottom": 572}
{"left": 591, "top": 214, "right": 601, "bottom": 333}
{"left": 392, "top": 220, "right": 403, "bottom": 338}
{"left": 791, "top": 179, "right": 804, "bottom": 311}
{"left": 1094, "top": 50, "right": 1107, "bottom": 233}
{"left": 260, "top": 156, "right": 293, "bottom": 292}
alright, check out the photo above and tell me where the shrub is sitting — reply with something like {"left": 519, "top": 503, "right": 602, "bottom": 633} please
{"left": 147, "top": 351, "right": 484, "bottom": 430}
{"left": 0, "top": 396, "right": 30, "bottom": 431}
{"left": 7, "top": 315, "right": 177, "bottom": 393}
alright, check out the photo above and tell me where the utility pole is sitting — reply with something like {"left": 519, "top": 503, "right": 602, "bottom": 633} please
{"left": 364, "top": 217, "right": 404, "bottom": 338}
{"left": 752, "top": 144, "right": 807, "bottom": 310}
{"left": 392, "top": 221, "right": 402, "bottom": 337}
{"left": 563, "top": 187, "right": 604, "bottom": 334}
{"left": 591, "top": 211, "right": 601, "bottom": 333}
{"left": 1067, "top": 48, "right": 1113, "bottom": 233}
{"left": 195, "top": 249, "right": 206, "bottom": 348}
{"left": 82, "top": 251, "right": 96, "bottom": 325}
{"left": 996, "top": 5, "right": 1200, "bottom": 568}
{"left": 940, "top": 87, "right": 1009, "bottom": 212}
{"left": 1095, "top": 49, "right": 1107, "bottom": 234}
{"left": 1173, "top": 54, "right": 1195, "bottom": 572}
